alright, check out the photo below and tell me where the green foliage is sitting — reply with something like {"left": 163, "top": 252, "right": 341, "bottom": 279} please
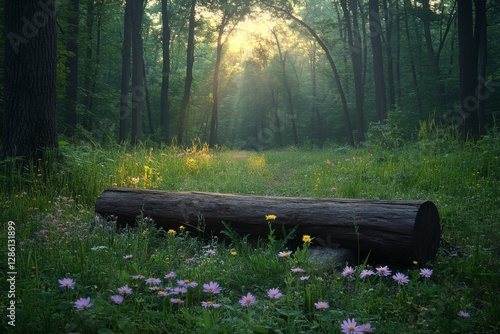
{"left": 0, "top": 134, "right": 499, "bottom": 332}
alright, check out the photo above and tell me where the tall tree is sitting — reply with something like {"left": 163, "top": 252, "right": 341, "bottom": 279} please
{"left": 458, "top": 0, "right": 487, "bottom": 138}
{"left": 340, "top": 0, "right": 365, "bottom": 142}
{"left": 63, "top": 0, "right": 79, "bottom": 137}
{"left": 130, "top": 0, "right": 144, "bottom": 144}
{"left": 3, "top": 0, "right": 58, "bottom": 160}
{"left": 206, "top": 0, "right": 253, "bottom": 148}
{"left": 119, "top": 0, "right": 132, "bottom": 142}
{"left": 177, "top": 0, "right": 196, "bottom": 146}
{"left": 264, "top": 1, "right": 354, "bottom": 146}
{"left": 160, "top": 0, "right": 171, "bottom": 144}
{"left": 369, "top": 0, "right": 387, "bottom": 121}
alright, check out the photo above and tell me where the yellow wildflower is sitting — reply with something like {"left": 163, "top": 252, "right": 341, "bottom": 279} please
{"left": 230, "top": 250, "right": 237, "bottom": 256}
{"left": 302, "top": 235, "right": 312, "bottom": 243}
{"left": 167, "top": 229, "right": 177, "bottom": 236}
{"left": 265, "top": 214, "right": 277, "bottom": 221}
{"left": 179, "top": 225, "right": 186, "bottom": 231}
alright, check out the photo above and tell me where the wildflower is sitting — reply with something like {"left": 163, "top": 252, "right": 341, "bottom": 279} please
{"left": 342, "top": 266, "right": 355, "bottom": 278}
{"left": 359, "top": 269, "right": 375, "bottom": 279}
{"left": 314, "top": 301, "right": 329, "bottom": 310}
{"left": 302, "top": 235, "right": 312, "bottom": 243}
{"left": 359, "top": 323, "right": 374, "bottom": 332}
{"left": 123, "top": 254, "right": 133, "bottom": 259}
{"left": 278, "top": 251, "right": 292, "bottom": 258}
{"left": 291, "top": 267, "right": 305, "bottom": 273}
{"left": 179, "top": 225, "right": 186, "bottom": 231}
{"left": 58, "top": 278, "right": 75, "bottom": 289}
{"left": 267, "top": 288, "right": 283, "bottom": 299}
{"left": 145, "top": 277, "right": 162, "bottom": 285}
{"left": 265, "top": 214, "right": 277, "bottom": 221}
{"left": 205, "top": 249, "right": 216, "bottom": 256}
{"left": 230, "top": 250, "right": 237, "bottom": 256}
{"left": 341, "top": 318, "right": 363, "bottom": 334}
{"left": 375, "top": 265, "right": 392, "bottom": 277}
{"left": 239, "top": 292, "right": 256, "bottom": 307}
{"left": 164, "top": 272, "right": 176, "bottom": 279}
{"left": 392, "top": 272, "right": 410, "bottom": 285}
{"left": 110, "top": 295, "right": 124, "bottom": 304}
{"left": 203, "top": 282, "right": 222, "bottom": 294}
{"left": 167, "top": 229, "right": 176, "bottom": 236}
{"left": 177, "top": 279, "right": 198, "bottom": 288}
{"left": 90, "top": 246, "right": 107, "bottom": 251}
{"left": 300, "top": 276, "right": 310, "bottom": 281}
{"left": 185, "top": 257, "right": 195, "bottom": 264}
{"left": 117, "top": 285, "right": 133, "bottom": 295}
{"left": 157, "top": 290, "right": 168, "bottom": 298}
{"left": 201, "top": 301, "right": 221, "bottom": 308}
{"left": 74, "top": 297, "right": 93, "bottom": 311}
{"left": 132, "top": 274, "right": 144, "bottom": 280}
{"left": 457, "top": 310, "right": 470, "bottom": 318}
{"left": 172, "top": 287, "right": 188, "bottom": 295}
{"left": 170, "top": 298, "right": 184, "bottom": 304}
{"left": 419, "top": 268, "right": 433, "bottom": 278}
{"left": 149, "top": 286, "right": 160, "bottom": 291}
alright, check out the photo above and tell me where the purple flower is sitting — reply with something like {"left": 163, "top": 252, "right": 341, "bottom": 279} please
{"left": 359, "top": 323, "right": 374, "bottom": 332}
{"left": 360, "top": 269, "right": 375, "bottom": 279}
{"left": 203, "top": 282, "right": 222, "bottom": 294}
{"left": 177, "top": 279, "right": 198, "bottom": 288}
{"left": 457, "top": 310, "right": 470, "bottom": 318}
{"left": 299, "top": 276, "right": 310, "bottom": 281}
{"left": 172, "top": 287, "right": 188, "bottom": 295}
{"left": 375, "top": 266, "right": 392, "bottom": 277}
{"left": 205, "top": 249, "right": 216, "bottom": 255}
{"left": 419, "top": 268, "right": 433, "bottom": 278}
{"left": 392, "top": 272, "right": 410, "bottom": 285}
{"left": 201, "top": 301, "right": 221, "bottom": 308}
{"left": 267, "top": 288, "right": 283, "bottom": 299}
{"left": 170, "top": 298, "right": 184, "bottom": 304}
{"left": 58, "top": 278, "right": 75, "bottom": 289}
{"left": 132, "top": 274, "right": 144, "bottom": 280}
{"left": 278, "top": 251, "right": 292, "bottom": 258}
{"left": 342, "top": 266, "right": 355, "bottom": 277}
{"left": 145, "top": 277, "right": 162, "bottom": 285}
{"left": 74, "top": 297, "right": 93, "bottom": 310}
{"left": 123, "top": 254, "right": 133, "bottom": 259}
{"left": 117, "top": 285, "right": 133, "bottom": 294}
{"left": 239, "top": 292, "right": 256, "bottom": 307}
{"left": 341, "top": 318, "right": 363, "bottom": 334}
{"left": 291, "top": 267, "right": 305, "bottom": 273}
{"left": 110, "top": 295, "right": 124, "bottom": 304}
{"left": 164, "top": 272, "right": 176, "bottom": 279}
{"left": 314, "top": 301, "right": 329, "bottom": 310}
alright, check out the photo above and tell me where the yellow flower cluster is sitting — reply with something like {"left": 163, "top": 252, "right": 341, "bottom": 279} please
{"left": 265, "top": 214, "right": 277, "bottom": 221}
{"left": 302, "top": 235, "right": 312, "bottom": 243}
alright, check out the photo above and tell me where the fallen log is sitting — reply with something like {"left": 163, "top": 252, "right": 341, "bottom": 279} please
{"left": 95, "top": 188, "right": 440, "bottom": 264}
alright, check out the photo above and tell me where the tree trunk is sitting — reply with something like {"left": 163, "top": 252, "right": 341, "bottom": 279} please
{"left": 119, "top": 0, "right": 132, "bottom": 143}
{"left": 474, "top": 0, "right": 487, "bottom": 137}
{"left": 160, "top": 0, "right": 171, "bottom": 144}
{"left": 458, "top": 0, "right": 478, "bottom": 139}
{"left": 270, "top": 5, "right": 354, "bottom": 146}
{"left": 369, "top": 0, "right": 387, "bottom": 121}
{"left": 95, "top": 188, "right": 441, "bottom": 264}
{"left": 130, "top": 0, "right": 144, "bottom": 145}
{"left": 63, "top": 0, "right": 79, "bottom": 137}
{"left": 340, "top": 0, "right": 364, "bottom": 143}
{"left": 403, "top": 0, "right": 422, "bottom": 115}
{"left": 383, "top": 0, "right": 395, "bottom": 109}
{"left": 177, "top": 0, "right": 196, "bottom": 146}
{"left": 208, "top": 25, "right": 224, "bottom": 148}
{"left": 3, "top": 0, "right": 58, "bottom": 160}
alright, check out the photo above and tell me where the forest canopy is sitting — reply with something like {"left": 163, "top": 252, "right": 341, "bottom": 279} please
{"left": 1, "top": 0, "right": 499, "bottom": 157}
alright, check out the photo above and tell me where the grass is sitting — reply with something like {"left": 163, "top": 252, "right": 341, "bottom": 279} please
{"left": 0, "top": 131, "right": 499, "bottom": 333}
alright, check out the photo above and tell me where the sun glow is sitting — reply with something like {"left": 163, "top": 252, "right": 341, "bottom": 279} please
{"left": 226, "top": 12, "right": 277, "bottom": 53}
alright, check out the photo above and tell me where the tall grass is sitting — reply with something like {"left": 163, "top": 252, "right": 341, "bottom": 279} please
{"left": 0, "top": 130, "right": 499, "bottom": 333}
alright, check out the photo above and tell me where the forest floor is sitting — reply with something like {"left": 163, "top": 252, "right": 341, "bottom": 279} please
{"left": 0, "top": 133, "right": 499, "bottom": 333}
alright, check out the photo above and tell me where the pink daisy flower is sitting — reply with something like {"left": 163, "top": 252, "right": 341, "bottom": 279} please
{"left": 314, "top": 301, "right": 329, "bottom": 310}
{"left": 145, "top": 277, "right": 162, "bottom": 285}
{"left": 291, "top": 267, "right": 305, "bottom": 273}
{"left": 110, "top": 295, "right": 124, "bottom": 304}
{"left": 419, "top": 268, "right": 433, "bottom": 278}
{"left": 74, "top": 297, "right": 93, "bottom": 310}
{"left": 376, "top": 265, "right": 392, "bottom": 277}
{"left": 58, "top": 278, "right": 75, "bottom": 289}
{"left": 341, "top": 318, "right": 363, "bottom": 334}
{"left": 278, "top": 251, "right": 292, "bottom": 257}
{"left": 203, "top": 281, "right": 222, "bottom": 294}
{"left": 342, "top": 266, "right": 355, "bottom": 277}
{"left": 267, "top": 288, "right": 283, "bottom": 299}
{"left": 239, "top": 292, "right": 256, "bottom": 307}
{"left": 457, "top": 310, "right": 470, "bottom": 318}
{"left": 117, "top": 285, "right": 132, "bottom": 294}
{"left": 164, "top": 272, "right": 176, "bottom": 279}
{"left": 201, "top": 301, "right": 221, "bottom": 308}
{"left": 392, "top": 272, "right": 410, "bottom": 285}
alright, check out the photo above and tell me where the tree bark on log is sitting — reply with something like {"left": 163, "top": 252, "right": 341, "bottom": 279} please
{"left": 95, "top": 188, "right": 440, "bottom": 264}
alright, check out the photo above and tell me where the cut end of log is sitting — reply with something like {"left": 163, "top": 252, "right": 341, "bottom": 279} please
{"left": 413, "top": 201, "right": 441, "bottom": 265}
